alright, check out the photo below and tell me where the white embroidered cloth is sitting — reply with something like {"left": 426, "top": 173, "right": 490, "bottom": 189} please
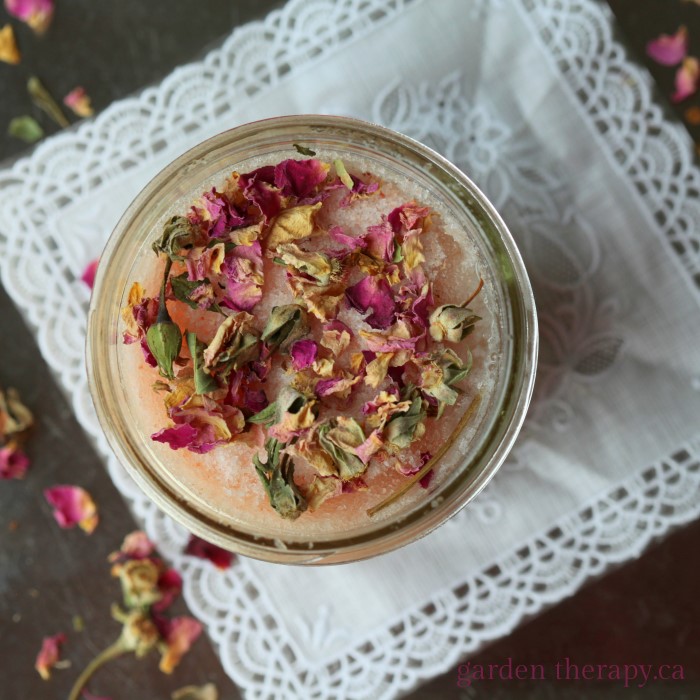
{"left": 1, "top": 1, "right": 699, "bottom": 698}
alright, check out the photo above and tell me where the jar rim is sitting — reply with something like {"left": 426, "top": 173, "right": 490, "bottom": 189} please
{"left": 87, "top": 115, "right": 538, "bottom": 565}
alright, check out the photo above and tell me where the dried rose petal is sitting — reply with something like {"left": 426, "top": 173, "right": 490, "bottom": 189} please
{"left": 158, "top": 616, "right": 203, "bottom": 674}
{"left": 646, "top": 26, "right": 688, "bottom": 66}
{"left": 81, "top": 259, "right": 99, "bottom": 290}
{"left": 419, "top": 469, "right": 434, "bottom": 489}
{"left": 672, "top": 57, "right": 700, "bottom": 102}
{"left": 238, "top": 166, "right": 281, "bottom": 220}
{"left": 0, "top": 445, "right": 30, "bottom": 479}
{"left": 328, "top": 225, "right": 364, "bottom": 252}
{"left": 220, "top": 240, "right": 264, "bottom": 312}
{"left": 64, "top": 86, "right": 94, "bottom": 118}
{"left": 153, "top": 567, "right": 183, "bottom": 612}
{"left": 364, "top": 221, "right": 395, "bottom": 262}
{"left": 184, "top": 534, "right": 234, "bottom": 569}
{"left": 44, "top": 485, "right": 99, "bottom": 534}
{"left": 115, "top": 530, "right": 156, "bottom": 560}
{"left": 151, "top": 423, "right": 199, "bottom": 450}
{"left": 274, "top": 158, "right": 329, "bottom": 198}
{"left": 387, "top": 202, "right": 430, "bottom": 234}
{"left": 0, "top": 23, "right": 20, "bottom": 64}
{"left": 290, "top": 339, "right": 318, "bottom": 371}
{"left": 35, "top": 632, "right": 66, "bottom": 680}
{"left": 345, "top": 276, "right": 397, "bottom": 329}
{"left": 5, "top": 0, "right": 54, "bottom": 34}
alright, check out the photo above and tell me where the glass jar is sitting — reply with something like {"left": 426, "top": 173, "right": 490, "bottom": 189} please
{"left": 87, "top": 115, "right": 537, "bottom": 564}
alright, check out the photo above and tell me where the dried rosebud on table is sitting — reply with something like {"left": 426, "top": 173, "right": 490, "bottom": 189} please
{"left": 67, "top": 531, "right": 201, "bottom": 700}
{"left": 35, "top": 632, "right": 67, "bottom": 680}
{"left": 0, "top": 385, "right": 33, "bottom": 480}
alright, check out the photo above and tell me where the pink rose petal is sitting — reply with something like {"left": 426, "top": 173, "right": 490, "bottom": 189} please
{"left": 646, "top": 26, "right": 688, "bottom": 66}
{"left": 0, "top": 445, "right": 30, "bottom": 479}
{"left": 387, "top": 202, "right": 431, "bottom": 234}
{"left": 274, "top": 158, "right": 329, "bottom": 198}
{"left": 672, "top": 57, "right": 700, "bottom": 102}
{"left": 345, "top": 276, "right": 397, "bottom": 329}
{"left": 5, "top": 0, "right": 54, "bottom": 34}
{"left": 184, "top": 534, "right": 234, "bottom": 570}
{"left": 34, "top": 632, "right": 66, "bottom": 680}
{"left": 81, "top": 258, "right": 99, "bottom": 290}
{"left": 44, "top": 485, "right": 98, "bottom": 534}
{"left": 238, "top": 166, "right": 281, "bottom": 220}
{"left": 153, "top": 567, "right": 183, "bottom": 612}
{"left": 364, "top": 221, "right": 395, "bottom": 261}
{"left": 151, "top": 423, "right": 199, "bottom": 450}
{"left": 328, "top": 225, "right": 365, "bottom": 252}
{"left": 290, "top": 339, "right": 318, "bottom": 371}
{"left": 157, "top": 616, "right": 203, "bottom": 674}
{"left": 119, "top": 530, "right": 156, "bottom": 559}
{"left": 64, "top": 86, "right": 94, "bottom": 118}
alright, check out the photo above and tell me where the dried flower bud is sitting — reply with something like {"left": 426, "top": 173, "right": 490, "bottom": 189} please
{"left": 113, "top": 607, "right": 160, "bottom": 658}
{"left": 147, "top": 259, "right": 183, "bottom": 380}
{"left": 113, "top": 559, "right": 162, "bottom": 609}
{"left": 152, "top": 215, "right": 198, "bottom": 260}
{"left": 429, "top": 304, "right": 480, "bottom": 343}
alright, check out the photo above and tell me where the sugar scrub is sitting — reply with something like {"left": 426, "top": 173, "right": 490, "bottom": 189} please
{"left": 119, "top": 150, "right": 497, "bottom": 536}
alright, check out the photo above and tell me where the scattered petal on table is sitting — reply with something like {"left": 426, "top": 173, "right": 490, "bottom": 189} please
{"left": 44, "top": 485, "right": 99, "bottom": 533}
{"left": 34, "top": 632, "right": 66, "bottom": 680}
{"left": 672, "top": 57, "right": 700, "bottom": 102}
{"left": 158, "top": 616, "right": 203, "bottom": 674}
{"left": 64, "top": 86, "right": 94, "bottom": 118}
{"left": 4, "top": 0, "right": 54, "bottom": 34}
{"left": 0, "top": 444, "right": 30, "bottom": 479}
{"left": 184, "top": 534, "right": 234, "bottom": 570}
{"left": 646, "top": 26, "right": 688, "bottom": 66}
{"left": 0, "top": 24, "right": 20, "bottom": 64}
{"left": 7, "top": 115, "right": 44, "bottom": 143}
{"left": 81, "top": 259, "right": 99, "bottom": 289}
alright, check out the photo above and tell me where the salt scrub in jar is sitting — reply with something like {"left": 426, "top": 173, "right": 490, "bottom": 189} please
{"left": 87, "top": 116, "right": 537, "bottom": 565}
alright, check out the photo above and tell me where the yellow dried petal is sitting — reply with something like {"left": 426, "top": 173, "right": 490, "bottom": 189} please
{"left": 364, "top": 352, "right": 394, "bottom": 388}
{"left": 267, "top": 202, "right": 322, "bottom": 248}
{"left": 121, "top": 282, "right": 145, "bottom": 338}
{"left": 0, "top": 25, "right": 20, "bottom": 65}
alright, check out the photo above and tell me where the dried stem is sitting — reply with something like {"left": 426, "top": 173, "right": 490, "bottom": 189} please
{"left": 367, "top": 392, "right": 482, "bottom": 517}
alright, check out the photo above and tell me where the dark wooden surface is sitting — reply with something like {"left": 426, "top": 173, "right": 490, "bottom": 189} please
{"left": 1, "top": 2, "right": 698, "bottom": 698}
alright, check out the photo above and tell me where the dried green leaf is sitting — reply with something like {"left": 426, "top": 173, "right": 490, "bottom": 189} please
{"left": 318, "top": 418, "right": 367, "bottom": 481}
{"left": 146, "top": 259, "right": 183, "bottom": 380}
{"left": 261, "top": 304, "right": 309, "bottom": 352}
{"left": 8, "top": 116, "right": 43, "bottom": 144}
{"left": 253, "top": 438, "right": 307, "bottom": 520}
{"left": 293, "top": 144, "right": 316, "bottom": 156}
{"left": 247, "top": 401, "right": 277, "bottom": 426}
{"left": 203, "top": 314, "right": 259, "bottom": 377}
{"left": 186, "top": 332, "right": 218, "bottom": 394}
{"left": 385, "top": 397, "right": 426, "bottom": 451}
{"left": 27, "top": 76, "right": 69, "bottom": 128}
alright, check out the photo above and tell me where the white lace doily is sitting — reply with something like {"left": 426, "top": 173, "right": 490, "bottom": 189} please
{"left": 1, "top": 1, "right": 699, "bottom": 698}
